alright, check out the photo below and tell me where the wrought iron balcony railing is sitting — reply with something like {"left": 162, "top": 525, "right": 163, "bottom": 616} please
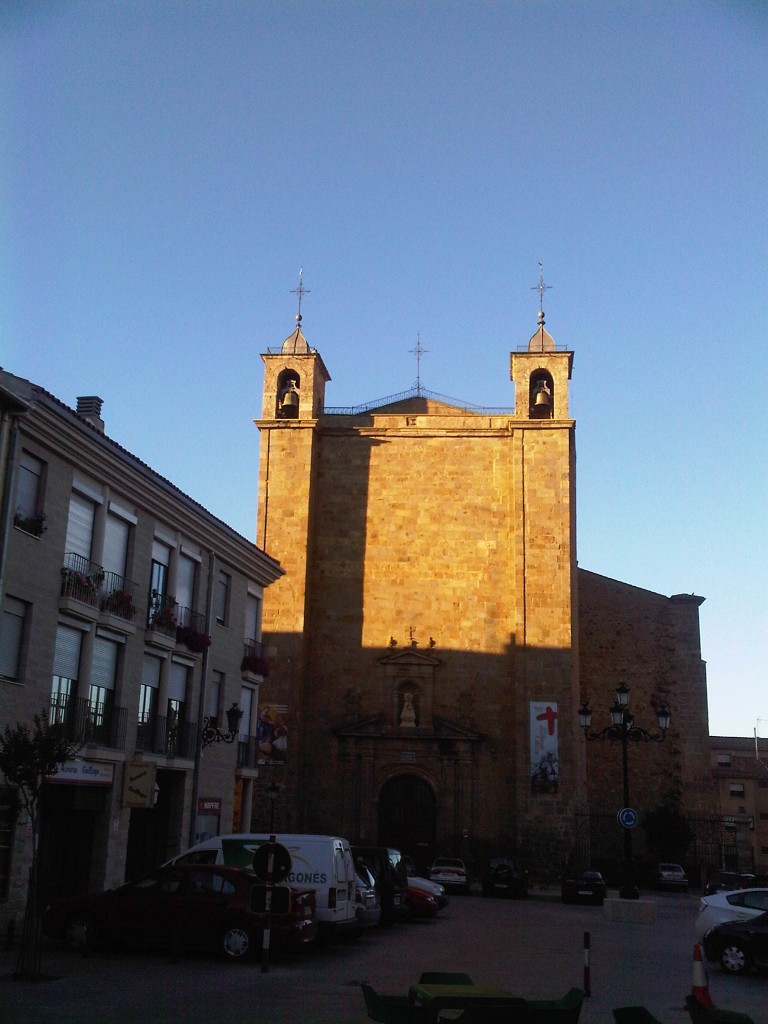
{"left": 60, "top": 553, "right": 105, "bottom": 608}
{"left": 100, "top": 571, "right": 140, "bottom": 622}
{"left": 241, "top": 639, "right": 268, "bottom": 676}
{"left": 135, "top": 713, "right": 198, "bottom": 759}
{"left": 49, "top": 694, "right": 127, "bottom": 750}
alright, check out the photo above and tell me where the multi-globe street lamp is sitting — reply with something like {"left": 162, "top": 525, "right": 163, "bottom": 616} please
{"left": 578, "top": 683, "right": 671, "bottom": 899}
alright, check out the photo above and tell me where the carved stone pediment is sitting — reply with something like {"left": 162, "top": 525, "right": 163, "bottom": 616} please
{"left": 334, "top": 713, "right": 484, "bottom": 744}
{"left": 378, "top": 647, "right": 441, "bottom": 667}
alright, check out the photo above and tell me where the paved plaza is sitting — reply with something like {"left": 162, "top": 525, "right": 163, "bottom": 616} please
{"left": 1, "top": 891, "right": 765, "bottom": 1024}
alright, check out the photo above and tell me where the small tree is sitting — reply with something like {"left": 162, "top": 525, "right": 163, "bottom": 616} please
{"left": 0, "top": 711, "right": 81, "bottom": 979}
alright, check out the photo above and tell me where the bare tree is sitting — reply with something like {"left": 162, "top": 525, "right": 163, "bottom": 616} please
{"left": 0, "top": 711, "right": 81, "bottom": 979}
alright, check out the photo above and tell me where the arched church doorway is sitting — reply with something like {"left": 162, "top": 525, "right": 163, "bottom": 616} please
{"left": 378, "top": 774, "right": 436, "bottom": 873}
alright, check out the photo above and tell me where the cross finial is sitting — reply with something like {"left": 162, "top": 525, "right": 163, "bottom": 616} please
{"left": 531, "top": 261, "right": 552, "bottom": 325}
{"left": 290, "top": 268, "right": 310, "bottom": 325}
{"left": 409, "top": 333, "right": 428, "bottom": 391}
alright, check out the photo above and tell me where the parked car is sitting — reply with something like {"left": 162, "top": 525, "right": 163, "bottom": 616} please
{"left": 694, "top": 887, "right": 768, "bottom": 944}
{"left": 403, "top": 856, "right": 450, "bottom": 909}
{"left": 702, "top": 910, "right": 768, "bottom": 974}
{"left": 561, "top": 868, "right": 607, "bottom": 905}
{"left": 42, "top": 864, "right": 317, "bottom": 961}
{"left": 408, "top": 873, "right": 449, "bottom": 910}
{"left": 429, "top": 857, "right": 469, "bottom": 893}
{"left": 481, "top": 857, "right": 529, "bottom": 899}
{"left": 654, "top": 863, "right": 689, "bottom": 891}
{"left": 704, "top": 870, "right": 757, "bottom": 896}
{"left": 352, "top": 846, "right": 410, "bottom": 924}
{"left": 354, "top": 863, "right": 381, "bottom": 929}
{"left": 407, "top": 882, "right": 440, "bottom": 918}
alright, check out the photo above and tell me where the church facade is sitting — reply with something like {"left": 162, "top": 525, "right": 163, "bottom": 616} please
{"left": 253, "top": 311, "right": 712, "bottom": 873}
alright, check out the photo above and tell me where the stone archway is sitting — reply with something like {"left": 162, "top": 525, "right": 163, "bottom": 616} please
{"left": 378, "top": 774, "right": 436, "bottom": 871}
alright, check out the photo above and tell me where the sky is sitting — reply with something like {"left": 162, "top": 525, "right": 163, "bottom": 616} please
{"left": 2, "top": 0, "right": 766, "bottom": 739}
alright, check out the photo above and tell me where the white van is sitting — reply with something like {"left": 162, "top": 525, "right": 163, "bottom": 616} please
{"left": 167, "top": 833, "right": 359, "bottom": 936}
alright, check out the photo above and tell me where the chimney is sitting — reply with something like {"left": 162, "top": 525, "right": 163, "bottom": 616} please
{"left": 76, "top": 395, "right": 105, "bottom": 434}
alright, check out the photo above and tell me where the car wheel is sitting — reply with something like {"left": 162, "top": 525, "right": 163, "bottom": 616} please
{"left": 65, "top": 914, "right": 96, "bottom": 952}
{"left": 221, "top": 924, "right": 254, "bottom": 962}
{"left": 720, "top": 943, "right": 751, "bottom": 975}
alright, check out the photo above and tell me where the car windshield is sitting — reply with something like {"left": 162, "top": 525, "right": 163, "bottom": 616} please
{"left": 435, "top": 859, "right": 464, "bottom": 869}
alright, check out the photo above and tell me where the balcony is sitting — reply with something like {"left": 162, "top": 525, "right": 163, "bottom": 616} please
{"left": 60, "top": 553, "right": 103, "bottom": 619}
{"left": 50, "top": 695, "right": 127, "bottom": 751}
{"left": 241, "top": 639, "right": 268, "bottom": 679}
{"left": 135, "top": 714, "right": 198, "bottom": 759}
{"left": 175, "top": 606, "right": 211, "bottom": 655}
{"left": 99, "top": 572, "right": 140, "bottom": 626}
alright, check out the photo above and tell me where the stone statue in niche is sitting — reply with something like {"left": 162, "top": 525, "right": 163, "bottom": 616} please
{"left": 456, "top": 689, "right": 475, "bottom": 727}
{"left": 344, "top": 687, "right": 362, "bottom": 720}
{"left": 400, "top": 691, "right": 417, "bottom": 728}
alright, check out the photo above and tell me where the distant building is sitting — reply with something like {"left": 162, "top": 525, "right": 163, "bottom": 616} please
{"left": 709, "top": 735, "right": 768, "bottom": 877}
{"left": 0, "top": 370, "right": 282, "bottom": 930}
{"left": 253, "top": 310, "right": 713, "bottom": 871}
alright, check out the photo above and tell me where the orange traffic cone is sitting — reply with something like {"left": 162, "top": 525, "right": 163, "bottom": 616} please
{"left": 691, "top": 943, "right": 713, "bottom": 1007}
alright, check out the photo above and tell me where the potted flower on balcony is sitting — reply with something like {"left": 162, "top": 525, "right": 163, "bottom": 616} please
{"left": 151, "top": 605, "right": 177, "bottom": 631}
{"left": 176, "top": 624, "right": 212, "bottom": 654}
{"left": 14, "top": 511, "right": 47, "bottom": 536}
{"left": 104, "top": 589, "right": 135, "bottom": 619}
{"left": 241, "top": 652, "right": 269, "bottom": 677}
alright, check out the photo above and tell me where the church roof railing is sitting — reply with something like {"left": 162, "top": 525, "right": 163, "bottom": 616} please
{"left": 325, "top": 384, "right": 513, "bottom": 416}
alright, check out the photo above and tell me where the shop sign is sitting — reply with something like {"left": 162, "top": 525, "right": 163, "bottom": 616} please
{"left": 48, "top": 760, "right": 114, "bottom": 787}
{"left": 123, "top": 762, "right": 156, "bottom": 808}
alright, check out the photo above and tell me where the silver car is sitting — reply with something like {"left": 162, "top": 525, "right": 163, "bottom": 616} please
{"left": 694, "top": 887, "right": 768, "bottom": 944}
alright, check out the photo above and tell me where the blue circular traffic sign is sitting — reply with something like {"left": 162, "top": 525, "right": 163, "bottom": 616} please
{"left": 617, "top": 807, "right": 638, "bottom": 829}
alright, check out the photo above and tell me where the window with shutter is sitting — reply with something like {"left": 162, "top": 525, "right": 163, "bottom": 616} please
{"left": 245, "top": 593, "right": 261, "bottom": 642}
{"left": 16, "top": 453, "right": 44, "bottom": 517}
{"left": 102, "top": 514, "right": 129, "bottom": 578}
{"left": 0, "top": 598, "right": 26, "bottom": 680}
{"left": 51, "top": 625, "right": 83, "bottom": 723}
{"left": 65, "top": 493, "right": 95, "bottom": 560}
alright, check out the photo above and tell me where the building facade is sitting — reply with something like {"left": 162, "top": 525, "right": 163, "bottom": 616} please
{"left": 0, "top": 371, "right": 282, "bottom": 931}
{"left": 709, "top": 735, "right": 768, "bottom": 878}
{"left": 254, "top": 313, "right": 712, "bottom": 872}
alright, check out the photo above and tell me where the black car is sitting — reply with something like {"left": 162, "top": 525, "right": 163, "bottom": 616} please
{"left": 352, "top": 846, "right": 410, "bottom": 924}
{"left": 702, "top": 909, "right": 768, "bottom": 974}
{"left": 704, "top": 870, "right": 757, "bottom": 896}
{"left": 481, "top": 857, "right": 529, "bottom": 898}
{"left": 561, "top": 868, "right": 607, "bottom": 905}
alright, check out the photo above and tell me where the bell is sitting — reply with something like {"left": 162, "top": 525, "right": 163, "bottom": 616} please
{"left": 534, "top": 387, "right": 551, "bottom": 409}
{"left": 280, "top": 388, "right": 299, "bottom": 412}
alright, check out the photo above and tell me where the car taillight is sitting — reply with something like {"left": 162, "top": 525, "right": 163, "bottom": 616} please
{"left": 328, "top": 887, "right": 336, "bottom": 909}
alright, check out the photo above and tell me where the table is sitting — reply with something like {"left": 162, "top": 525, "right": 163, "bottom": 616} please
{"left": 408, "top": 983, "right": 530, "bottom": 1022}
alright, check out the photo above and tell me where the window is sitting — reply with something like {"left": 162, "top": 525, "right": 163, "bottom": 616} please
{"left": 0, "top": 787, "right": 18, "bottom": 898}
{"left": 14, "top": 452, "right": 46, "bottom": 535}
{"left": 208, "top": 670, "right": 223, "bottom": 727}
{"left": 717, "top": 754, "right": 732, "bottom": 767}
{"left": 51, "top": 624, "right": 82, "bottom": 724}
{"left": 216, "top": 570, "right": 231, "bottom": 626}
{"left": 0, "top": 597, "right": 27, "bottom": 680}
{"left": 88, "top": 635, "right": 119, "bottom": 743}
{"left": 729, "top": 784, "right": 746, "bottom": 797}
{"left": 239, "top": 685, "right": 256, "bottom": 740}
{"left": 103, "top": 512, "right": 130, "bottom": 580}
{"left": 245, "top": 593, "right": 262, "bottom": 642}
{"left": 65, "top": 493, "right": 95, "bottom": 560}
{"left": 167, "top": 661, "right": 189, "bottom": 756}
{"left": 176, "top": 553, "right": 197, "bottom": 615}
{"left": 137, "top": 656, "right": 161, "bottom": 749}
{"left": 148, "top": 540, "right": 171, "bottom": 627}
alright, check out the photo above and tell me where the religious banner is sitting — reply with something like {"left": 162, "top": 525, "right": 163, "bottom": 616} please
{"left": 530, "top": 702, "right": 559, "bottom": 793}
{"left": 257, "top": 704, "right": 289, "bottom": 765}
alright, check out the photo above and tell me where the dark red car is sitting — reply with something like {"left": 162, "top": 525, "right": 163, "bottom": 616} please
{"left": 42, "top": 863, "right": 317, "bottom": 961}
{"left": 407, "top": 882, "right": 440, "bottom": 918}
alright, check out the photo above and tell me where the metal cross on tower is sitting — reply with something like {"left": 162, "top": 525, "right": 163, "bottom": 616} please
{"left": 531, "top": 261, "right": 552, "bottom": 319}
{"left": 409, "top": 334, "right": 428, "bottom": 391}
{"left": 290, "top": 268, "right": 310, "bottom": 324}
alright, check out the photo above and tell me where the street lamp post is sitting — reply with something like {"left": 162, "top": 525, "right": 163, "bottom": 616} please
{"left": 579, "top": 684, "right": 671, "bottom": 900}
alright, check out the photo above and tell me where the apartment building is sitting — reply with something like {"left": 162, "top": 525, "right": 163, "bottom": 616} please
{"left": 710, "top": 735, "right": 768, "bottom": 877}
{"left": 0, "top": 370, "right": 282, "bottom": 932}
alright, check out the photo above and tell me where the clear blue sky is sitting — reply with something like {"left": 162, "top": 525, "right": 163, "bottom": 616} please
{"left": 3, "top": 1, "right": 766, "bottom": 739}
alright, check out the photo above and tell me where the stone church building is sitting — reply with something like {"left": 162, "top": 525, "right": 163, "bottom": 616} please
{"left": 253, "top": 308, "right": 712, "bottom": 873}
